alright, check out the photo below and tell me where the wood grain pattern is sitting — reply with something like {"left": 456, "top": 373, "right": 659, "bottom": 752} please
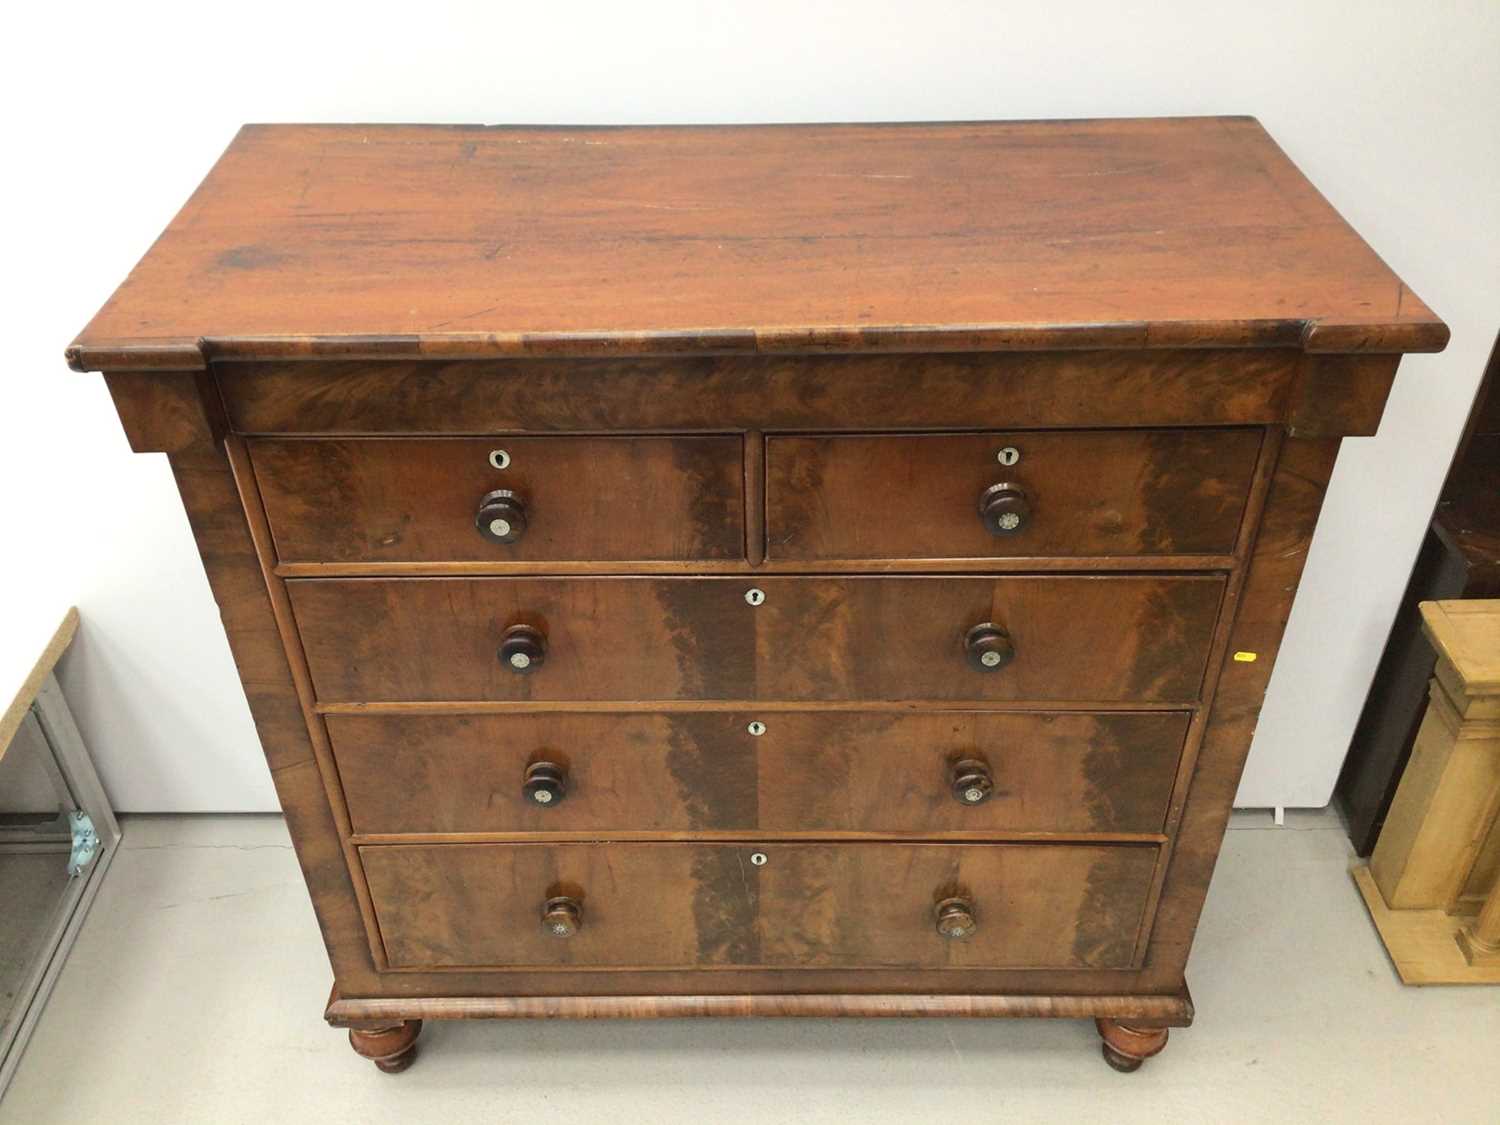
{"left": 112, "top": 445, "right": 1190, "bottom": 1024}
{"left": 1421, "top": 600, "right": 1500, "bottom": 694}
{"left": 67, "top": 119, "right": 1445, "bottom": 371}
{"left": 251, "top": 436, "right": 745, "bottom": 564}
{"left": 326, "top": 709, "right": 1189, "bottom": 837}
{"left": 315, "top": 963, "right": 1162, "bottom": 1000}
{"left": 1463, "top": 810, "right": 1500, "bottom": 905}
{"left": 287, "top": 575, "right": 1224, "bottom": 703}
{"left": 1096, "top": 1019, "right": 1171, "bottom": 1071}
{"left": 1119, "top": 427, "right": 1283, "bottom": 962}
{"left": 360, "top": 841, "right": 1158, "bottom": 971}
{"left": 81, "top": 117, "right": 1445, "bottom": 1055}
{"left": 1138, "top": 437, "right": 1341, "bottom": 985}
{"left": 221, "top": 351, "right": 1303, "bottom": 435}
{"left": 223, "top": 436, "right": 396, "bottom": 969}
{"left": 1460, "top": 870, "right": 1500, "bottom": 965}
{"left": 1287, "top": 354, "right": 1400, "bottom": 438}
{"left": 1352, "top": 865, "right": 1500, "bottom": 985}
{"left": 1340, "top": 337, "right": 1500, "bottom": 854}
{"left": 275, "top": 556, "right": 1240, "bottom": 579}
{"left": 325, "top": 989, "right": 1196, "bottom": 1024}
{"left": 165, "top": 435, "right": 387, "bottom": 994}
{"left": 346, "top": 1020, "right": 421, "bottom": 1073}
{"left": 104, "top": 371, "right": 224, "bottom": 453}
{"left": 1370, "top": 671, "right": 1500, "bottom": 911}
{"left": 766, "top": 429, "right": 1261, "bottom": 561}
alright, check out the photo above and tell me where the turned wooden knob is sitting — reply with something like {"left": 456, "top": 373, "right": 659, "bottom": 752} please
{"left": 964, "top": 622, "right": 1015, "bottom": 672}
{"left": 476, "top": 489, "right": 528, "bottom": 544}
{"left": 935, "top": 896, "right": 977, "bottom": 940}
{"left": 950, "top": 758, "right": 994, "bottom": 805}
{"left": 978, "top": 481, "right": 1030, "bottom": 535}
{"left": 523, "top": 761, "right": 567, "bottom": 806}
{"left": 541, "top": 895, "right": 582, "bottom": 938}
{"left": 498, "top": 624, "right": 546, "bottom": 674}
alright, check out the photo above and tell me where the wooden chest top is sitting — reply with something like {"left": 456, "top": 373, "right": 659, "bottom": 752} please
{"left": 65, "top": 117, "right": 1453, "bottom": 1068}
{"left": 66, "top": 117, "right": 1445, "bottom": 372}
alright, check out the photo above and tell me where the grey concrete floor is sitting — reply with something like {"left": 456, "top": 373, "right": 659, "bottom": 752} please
{"left": 0, "top": 853, "right": 71, "bottom": 1031}
{"left": 1, "top": 811, "right": 1495, "bottom": 1123}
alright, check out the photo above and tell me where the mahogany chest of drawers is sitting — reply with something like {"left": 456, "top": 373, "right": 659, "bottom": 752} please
{"left": 68, "top": 118, "right": 1446, "bottom": 1072}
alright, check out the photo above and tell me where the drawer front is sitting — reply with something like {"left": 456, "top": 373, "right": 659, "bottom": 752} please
{"left": 766, "top": 429, "right": 1261, "bottom": 561}
{"left": 330, "top": 710, "right": 1188, "bottom": 836}
{"left": 250, "top": 436, "right": 746, "bottom": 564}
{"left": 361, "top": 842, "right": 1158, "bottom": 970}
{"left": 217, "top": 351, "right": 1298, "bottom": 434}
{"left": 290, "top": 575, "right": 1223, "bottom": 703}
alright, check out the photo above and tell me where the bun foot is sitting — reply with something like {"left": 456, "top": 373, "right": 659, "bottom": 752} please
{"left": 349, "top": 1019, "right": 422, "bottom": 1073}
{"left": 1095, "top": 1019, "right": 1169, "bottom": 1072}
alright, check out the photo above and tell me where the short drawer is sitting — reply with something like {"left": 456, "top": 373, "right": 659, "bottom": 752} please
{"left": 765, "top": 429, "right": 1261, "bottom": 561}
{"left": 361, "top": 841, "right": 1158, "bottom": 970}
{"left": 249, "top": 436, "right": 746, "bottom": 564}
{"left": 289, "top": 574, "right": 1223, "bottom": 703}
{"left": 330, "top": 710, "right": 1188, "bottom": 836}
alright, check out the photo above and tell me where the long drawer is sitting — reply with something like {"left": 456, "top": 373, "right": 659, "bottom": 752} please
{"left": 330, "top": 710, "right": 1188, "bottom": 836}
{"left": 289, "top": 575, "right": 1224, "bottom": 703}
{"left": 765, "top": 428, "right": 1261, "bottom": 561}
{"left": 251, "top": 435, "right": 747, "bottom": 564}
{"left": 361, "top": 842, "right": 1159, "bottom": 970}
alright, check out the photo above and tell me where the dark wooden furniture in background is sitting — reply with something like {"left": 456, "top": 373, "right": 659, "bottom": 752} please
{"left": 1338, "top": 333, "right": 1500, "bottom": 855}
{"left": 68, "top": 118, "right": 1446, "bottom": 1072}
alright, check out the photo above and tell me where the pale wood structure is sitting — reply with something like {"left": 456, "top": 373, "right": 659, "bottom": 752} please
{"left": 1356, "top": 599, "right": 1500, "bottom": 983}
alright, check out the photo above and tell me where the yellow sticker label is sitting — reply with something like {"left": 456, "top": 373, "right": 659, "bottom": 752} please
{"left": 1232, "top": 651, "right": 1258, "bottom": 663}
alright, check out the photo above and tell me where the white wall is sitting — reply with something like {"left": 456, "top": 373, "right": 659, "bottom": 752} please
{"left": 2, "top": 0, "right": 1495, "bottom": 810}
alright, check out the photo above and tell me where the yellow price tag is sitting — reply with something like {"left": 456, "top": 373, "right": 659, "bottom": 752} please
{"left": 1232, "top": 651, "right": 1258, "bottom": 663}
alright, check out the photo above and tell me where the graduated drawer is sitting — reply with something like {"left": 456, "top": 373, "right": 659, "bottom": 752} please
{"left": 249, "top": 436, "right": 746, "bottom": 564}
{"left": 765, "top": 428, "right": 1261, "bottom": 562}
{"left": 330, "top": 710, "right": 1188, "bottom": 836}
{"left": 361, "top": 841, "right": 1158, "bottom": 970}
{"left": 289, "top": 574, "right": 1224, "bottom": 703}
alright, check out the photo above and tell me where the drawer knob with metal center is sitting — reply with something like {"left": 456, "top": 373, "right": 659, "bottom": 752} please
{"left": 978, "top": 481, "right": 1030, "bottom": 536}
{"left": 76, "top": 118, "right": 1443, "bottom": 1075}
{"left": 541, "top": 896, "right": 582, "bottom": 939}
{"left": 934, "top": 896, "right": 978, "bottom": 940}
{"left": 950, "top": 758, "right": 995, "bottom": 805}
{"left": 475, "top": 489, "right": 528, "bottom": 544}
{"left": 498, "top": 624, "right": 547, "bottom": 674}
{"left": 523, "top": 761, "right": 568, "bottom": 807}
{"left": 964, "top": 622, "right": 1015, "bottom": 672}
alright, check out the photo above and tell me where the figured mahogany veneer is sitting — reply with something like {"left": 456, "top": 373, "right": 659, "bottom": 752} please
{"left": 287, "top": 574, "right": 1223, "bottom": 704}
{"left": 360, "top": 841, "right": 1159, "bottom": 971}
{"left": 765, "top": 429, "right": 1262, "bottom": 562}
{"left": 216, "top": 351, "right": 1394, "bottom": 440}
{"left": 68, "top": 118, "right": 1444, "bottom": 369}
{"left": 328, "top": 710, "right": 1190, "bottom": 838}
{"left": 71, "top": 118, "right": 1446, "bottom": 1072}
{"left": 251, "top": 436, "right": 746, "bottom": 564}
